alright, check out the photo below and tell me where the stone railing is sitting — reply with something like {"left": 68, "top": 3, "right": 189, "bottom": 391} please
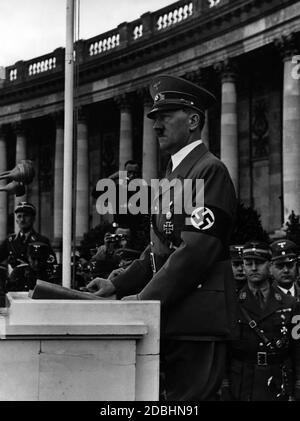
{"left": 6, "top": 48, "right": 64, "bottom": 83}
{"left": 4, "top": 0, "right": 225, "bottom": 84}
{"left": 155, "top": 1, "right": 194, "bottom": 31}
{"left": 88, "top": 29, "right": 120, "bottom": 57}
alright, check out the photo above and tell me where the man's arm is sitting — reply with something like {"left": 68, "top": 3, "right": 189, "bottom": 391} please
{"left": 87, "top": 246, "right": 153, "bottom": 297}
{"left": 111, "top": 245, "right": 153, "bottom": 297}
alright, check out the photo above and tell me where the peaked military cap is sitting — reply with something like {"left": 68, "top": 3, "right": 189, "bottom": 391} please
{"left": 28, "top": 242, "right": 49, "bottom": 260}
{"left": 242, "top": 241, "right": 272, "bottom": 261}
{"left": 230, "top": 245, "right": 244, "bottom": 261}
{"left": 147, "top": 74, "right": 216, "bottom": 119}
{"left": 270, "top": 239, "right": 298, "bottom": 262}
{"left": 14, "top": 201, "right": 36, "bottom": 216}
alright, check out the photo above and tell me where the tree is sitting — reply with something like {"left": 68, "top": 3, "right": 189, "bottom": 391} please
{"left": 230, "top": 201, "right": 270, "bottom": 244}
{"left": 285, "top": 211, "right": 300, "bottom": 246}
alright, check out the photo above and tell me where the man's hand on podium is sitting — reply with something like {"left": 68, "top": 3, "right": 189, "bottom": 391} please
{"left": 86, "top": 277, "right": 116, "bottom": 297}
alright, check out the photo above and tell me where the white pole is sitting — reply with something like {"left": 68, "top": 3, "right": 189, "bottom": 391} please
{"left": 62, "top": 0, "right": 75, "bottom": 288}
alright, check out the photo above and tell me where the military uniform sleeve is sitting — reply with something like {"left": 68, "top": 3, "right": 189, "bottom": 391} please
{"left": 138, "top": 160, "right": 236, "bottom": 307}
{"left": 112, "top": 245, "right": 153, "bottom": 298}
{"left": 39, "top": 235, "right": 57, "bottom": 265}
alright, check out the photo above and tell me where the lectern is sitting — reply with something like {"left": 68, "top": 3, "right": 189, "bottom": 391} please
{"left": 0, "top": 293, "right": 160, "bottom": 401}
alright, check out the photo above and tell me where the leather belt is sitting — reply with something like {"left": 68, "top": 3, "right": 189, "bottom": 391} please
{"left": 232, "top": 351, "right": 289, "bottom": 366}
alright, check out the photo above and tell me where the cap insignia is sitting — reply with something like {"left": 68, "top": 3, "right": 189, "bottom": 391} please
{"left": 154, "top": 93, "right": 165, "bottom": 102}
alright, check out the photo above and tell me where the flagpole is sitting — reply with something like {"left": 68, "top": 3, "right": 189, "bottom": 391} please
{"left": 62, "top": 0, "right": 75, "bottom": 288}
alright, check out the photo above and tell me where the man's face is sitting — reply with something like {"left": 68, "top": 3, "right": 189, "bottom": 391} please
{"left": 152, "top": 109, "right": 191, "bottom": 155}
{"left": 231, "top": 260, "right": 246, "bottom": 282}
{"left": 271, "top": 259, "right": 298, "bottom": 287}
{"left": 125, "top": 164, "right": 140, "bottom": 181}
{"left": 243, "top": 258, "right": 270, "bottom": 284}
{"left": 15, "top": 212, "right": 34, "bottom": 232}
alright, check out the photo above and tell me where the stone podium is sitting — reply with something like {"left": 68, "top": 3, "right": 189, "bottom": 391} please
{"left": 0, "top": 293, "right": 160, "bottom": 401}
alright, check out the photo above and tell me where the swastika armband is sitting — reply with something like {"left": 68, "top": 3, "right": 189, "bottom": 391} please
{"left": 183, "top": 205, "right": 232, "bottom": 243}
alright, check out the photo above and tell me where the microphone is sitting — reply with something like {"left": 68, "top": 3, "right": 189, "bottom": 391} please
{"left": 0, "top": 181, "right": 26, "bottom": 196}
{"left": 0, "top": 160, "right": 35, "bottom": 185}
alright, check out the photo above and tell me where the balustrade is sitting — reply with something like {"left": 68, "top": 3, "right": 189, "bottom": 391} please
{"left": 89, "top": 32, "right": 120, "bottom": 56}
{"left": 9, "top": 68, "right": 17, "bottom": 81}
{"left": 133, "top": 24, "right": 143, "bottom": 40}
{"left": 156, "top": 2, "right": 193, "bottom": 31}
{"left": 28, "top": 57, "right": 56, "bottom": 76}
{"left": 4, "top": 0, "right": 227, "bottom": 84}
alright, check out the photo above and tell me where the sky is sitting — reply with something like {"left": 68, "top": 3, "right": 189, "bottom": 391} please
{"left": 0, "top": 0, "right": 175, "bottom": 68}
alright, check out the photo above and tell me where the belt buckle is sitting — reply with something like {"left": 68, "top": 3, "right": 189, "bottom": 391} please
{"left": 257, "top": 352, "right": 267, "bottom": 366}
{"left": 249, "top": 320, "right": 257, "bottom": 328}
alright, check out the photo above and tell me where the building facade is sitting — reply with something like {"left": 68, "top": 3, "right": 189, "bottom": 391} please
{"left": 0, "top": 0, "right": 299, "bottom": 252}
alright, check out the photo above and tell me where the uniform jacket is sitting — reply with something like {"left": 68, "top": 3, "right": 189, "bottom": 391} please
{"left": 227, "top": 283, "right": 300, "bottom": 401}
{"left": 272, "top": 280, "right": 300, "bottom": 301}
{"left": 112, "top": 143, "right": 237, "bottom": 340}
{"left": 0, "top": 230, "right": 57, "bottom": 268}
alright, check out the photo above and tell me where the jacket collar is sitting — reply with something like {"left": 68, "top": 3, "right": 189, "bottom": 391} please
{"left": 153, "top": 143, "right": 208, "bottom": 202}
{"left": 239, "top": 283, "right": 284, "bottom": 321}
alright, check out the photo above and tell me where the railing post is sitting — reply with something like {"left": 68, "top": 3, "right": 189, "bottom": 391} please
{"left": 193, "top": 0, "right": 204, "bottom": 16}
{"left": 118, "top": 22, "right": 129, "bottom": 48}
{"left": 75, "top": 39, "right": 85, "bottom": 64}
{"left": 141, "top": 12, "right": 154, "bottom": 39}
{"left": 54, "top": 47, "right": 65, "bottom": 72}
{"left": 15, "top": 61, "right": 26, "bottom": 82}
{"left": 0, "top": 67, "right": 5, "bottom": 88}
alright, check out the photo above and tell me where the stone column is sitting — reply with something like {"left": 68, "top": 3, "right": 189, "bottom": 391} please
{"left": 75, "top": 108, "right": 89, "bottom": 242}
{"left": 0, "top": 126, "right": 7, "bottom": 242}
{"left": 202, "top": 110, "right": 209, "bottom": 149}
{"left": 53, "top": 112, "right": 64, "bottom": 261}
{"left": 116, "top": 94, "right": 133, "bottom": 169}
{"left": 141, "top": 91, "right": 158, "bottom": 184}
{"left": 216, "top": 60, "right": 239, "bottom": 194}
{"left": 14, "top": 123, "right": 27, "bottom": 232}
{"left": 275, "top": 34, "right": 300, "bottom": 221}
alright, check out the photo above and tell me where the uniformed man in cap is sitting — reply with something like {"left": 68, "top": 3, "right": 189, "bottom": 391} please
{"left": 87, "top": 74, "right": 237, "bottom": 400}
{"left": 270, "top": 239, "right": 300, "bottom": 299}
{"left": 223, "top": 241, "right": 300, "bottom": 401}
{"left": 230, "top": 245, "right": 246, "bottom": 292}
{"left": 0, "top": 202, "right": 56, "bottom": 270}
{"left": 6, "top": 241, "right": 60, "bottom": 292}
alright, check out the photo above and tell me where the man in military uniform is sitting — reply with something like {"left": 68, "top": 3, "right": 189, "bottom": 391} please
{"left": 0, "top": 202, "right": 56, "bottom": 270}
{"left": 223, "top": 241, "right": 300, "bottom": 401}
{"left": 270, "top": 239, "right": 300, "bottom": 299}
{"left": 87, "top": 74, "right": 237, "bottom": 400}
{"left": 6, "top": 241, "right": 60, "bottom": 292}
{"left": 230, "top": 244, "right": 246, "bottom": 292}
